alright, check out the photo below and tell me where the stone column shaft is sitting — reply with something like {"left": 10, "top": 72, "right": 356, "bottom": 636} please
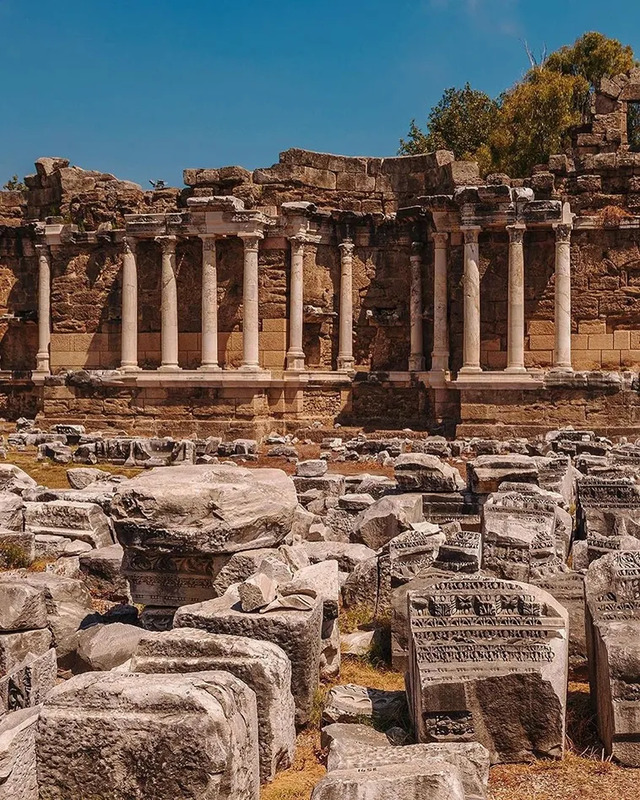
{"left": 409, "top": 242, "right": 425, "bottom": 371}
{"left": 460, "top": 226, "right": 482, "bottom": 373}
{"left": 120, "top": 237, "right": 139, "bottom": 371}
{"left": 286, "top": 238, "right": 305, "bottom": 371}
{"left": 156, "top": 236, "right": 180, "bottom": 371}
{"left": 431, "top": 232, "right": 449, "bottom": 372}
{"left": 240, "top": 234, "right": 262, "bottom": 370}
{"left": 506, "top": 224, "right": 526, "bottom": 373}
{"left": 200, "top": 236, "right": 220, "bottom": 370}
{"left": 554, "top": 223, "right": 573, "bottom": 370}
{"left": 35, "top": 243, "right": 51, "bottom": 373}
{"left": 337, "top": 239, "right": 355, "bottom": 371}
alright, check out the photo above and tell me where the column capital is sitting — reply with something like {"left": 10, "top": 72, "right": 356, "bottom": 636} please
{"left": 506, "top": 223, "right": 526, "bottom": 244}
{"left": 338, "top": 238, "right": 354, "bottom": 256}
{"left": 34, "top": 242, "right": 50, "bottom": 256}
{"left": 410, "top": 241, "right": 424, "bottom": 259}
{"left": 200, "top": 235, "right": 217, "bottom": 252}
{"left": 238, "top": 232, "right": 263, "bottom": 251}
{"left": 122, "top": 235, "right": 137, "bottom": 256}
{"left": 461, "top": 225, "right": 481, "bottom": 244}
{"left": 432, "top": 231, "right": 449, "bottom": 248}
{"left": 553, "top": 223, "right": 572, "bottom": 243}
{"left": 289, "top": 236, "right": 306, "bottom": 254}
{"left": 155, "top": 235, "right": 177, "bottom": 254}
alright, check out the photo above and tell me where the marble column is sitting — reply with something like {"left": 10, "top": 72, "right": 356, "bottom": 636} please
{"left": 505, "top": 223, "right": 526, "bottom": 373}
{"left": 286, "top": 237, "right": 305, "bottom": 371}
{"left": 408, "top": 241, "right": 425, "bottom": 371}
{"left": 553, "top": 223, "right": 573, "bottom": 370}
{"left": 240, "top": 233, "right": 262, "bottom": 370}
{"left": 155, "top": 235, "right": 180, "bottom": 371}
{"left": 199, "top": 235, "right": 221, "bottom": 370}
{"left": 35, "top": 243, "right": 51, "bottom": 373}
{"left": 337, "top": 238, "right": 355, "bottom": 371}
{"left": 120, "top": 236, "right": 139, "bottom": 372}
{"left": 431, "top": 232, "right": 449, "bottom": 372}
{"left": 460, "top": 226, "right": 482, "bottom": 373}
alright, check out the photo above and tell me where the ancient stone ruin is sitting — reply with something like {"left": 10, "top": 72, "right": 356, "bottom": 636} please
{"left": 3, "top": 64, "right": 640, "bottom": 799}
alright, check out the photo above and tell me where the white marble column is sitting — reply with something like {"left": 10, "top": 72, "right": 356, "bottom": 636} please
{"left": 120, "top": 236, "right": 139, "bottom": 372}
{"left": 35, "top": 243, "right": 51, "bottom": 374}
{"left": 337, "top": 238, "right": 355, "bottom": 371}
{"left": 286, "top": 237, "right": 305, "bottom": 371}
{"left": 239, "top": 233, "right": 262, "bottom": 370}
{"left": 155, "top": 235, "right": 180, "bottom": 371}
{"left": 199, "top": 235, "right": 221, "bottom": 370}
{"left": 408, "top": 241, "right": 425, "bottom": 371}
{"left": 505, "top": 223, "right": 526, "bottom": 373}
{"left": 460, "top": 226, "right": 482, "bottom": 373}
{"left": 553, "top": 223, "right": 573, "bottom": 370}
{"left": 431, "top": 231, "right": 449, "bottom": 372}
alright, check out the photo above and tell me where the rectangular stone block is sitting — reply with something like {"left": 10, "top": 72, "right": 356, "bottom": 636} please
{"left": 527, "top": 320, "right": 555, "bottom": 335}
{"left": 613, "top": 330, "right": 631, "bottom": 349}
{"left": 528, "top": 334, "right": 556, "bottom": 350}
{"left": 578, "top": 320, "right": 607, "bottom": 334}
{"left": 571, "top": 334, "right": 589, "bottom": 350}
{"left": 0, "top": 707, "right": 40, "bottom": 800}
{"left": 589, "top": 333, "right": 614, "bottom": 349}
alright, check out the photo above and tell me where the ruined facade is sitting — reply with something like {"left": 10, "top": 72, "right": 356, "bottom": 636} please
{"left": 6, "top": 69, "right": 640, "bottom": 437}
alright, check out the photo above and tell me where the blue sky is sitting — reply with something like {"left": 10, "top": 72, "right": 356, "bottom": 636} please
{"left": 1, "top": 0, "right": 640, "bottom": 188}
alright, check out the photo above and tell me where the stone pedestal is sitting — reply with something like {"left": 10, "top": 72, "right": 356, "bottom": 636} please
{"left": 408, "top": 242, "right": 425, "bottom": 371}
{"left": 120, "top": 237, "right": 139, "bottom": 372}
{"left": 35, "top": 243, "right": 51, "bottom": 374}
{"left": 337, "top": 239, "right": 355, "bottom": 371}
{"left": 286, "top": 238, "right": 305, "bottom": 371}
{"left": 431, "top": 232, "right": 449, "bottom": 373}
{"left": 240, "top": 233, "right": 262, "bottom": 371}
{"left": 199, "top": 235, "right": 221, "bottom": 370}
{"left": 460, "top": 226, "right": 482, "bottom": 374}
{"left": 156, "top": 236, "right": 180, "bottom": 371}
{"left": 553, "top": 223, "right": 573, "bottom": 370}
{"left": 505, "top": 224, "right": 526, "bottom": 373}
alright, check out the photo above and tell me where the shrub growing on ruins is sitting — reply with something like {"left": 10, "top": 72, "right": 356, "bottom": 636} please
{"left": 401, "top": 31, "right": 637, "bottom": 177}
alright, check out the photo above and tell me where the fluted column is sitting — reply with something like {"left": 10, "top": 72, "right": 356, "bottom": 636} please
{"left": 553, "top": 223, "right": 573, "bottom": 370}
{"left": 286, "top": 237, "right": 305, "bottom": 371}
{"left": 239, "top": 233, "right": 262, "bottom": 370}
{"left": 505, "top": 223, "right": 526, "bottom": 373}
{"left": 35, "top": 243, "right": 51, "bottom": 373}
{"left": 431, "top": 232, "right": 449, "bottom": 372}
{"left": 155, "top": 235, "right": 180, "bottom": 371}
{"left": 460, "top": 226, "right": 482, "bottom": 373}
{"left": 337, "top": 238, "right": 355, "bottom": 371}
{"left": 199, "top": 235, "right": 221, "bottom": 370}
{"left": 408, "top": 241, "right": 425, "bottom": 371}
{"left": 120, "top": 236, "right": 139, "bottom": 372}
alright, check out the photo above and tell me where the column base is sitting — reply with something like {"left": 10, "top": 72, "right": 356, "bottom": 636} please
{"left": 119, "top": 363, "right": 142, "bottom": 373}
{"left": 459, "top": 365, "right": 483, "bottom": 374}
{"left": 408, "top": 356, "right": 426, "bottom": 372}
{"left": 550, "top": 364, "right": 574, "bottom": 372}
{"left": 504, "top": 365, "right": 527, "bottom": 374}
{"left": 431, "top": 353, "right": 450, "bottom": 372}
{"left": 239, "top": 363, "right": 262, "bottom": 372}
{"left": 337, "top": 356, "right": 355, "bottom": 372}
{"left": 286, "top": 352, "right": 305, "bottom": 371}
{"left": 157, "top": 364, "right": 182, "bottom": 372}
{"left": 198, "top": 363, "right": 222, "bottom": 372}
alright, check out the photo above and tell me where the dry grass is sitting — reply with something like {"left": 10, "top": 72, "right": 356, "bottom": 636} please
{"left": 7, "top": 449, "right": 141, "bottom": 488}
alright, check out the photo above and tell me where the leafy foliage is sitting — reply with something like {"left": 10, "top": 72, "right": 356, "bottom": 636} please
{"left": 400, "top": 32, "right": 637, "bottom": 177}
{"left": 2, "top": 175, "right": 26, "bottom": 192}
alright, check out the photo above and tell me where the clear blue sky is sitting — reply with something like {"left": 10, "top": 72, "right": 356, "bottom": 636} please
{"left": 1, "top": 0, "right": 640, "bottom": 188}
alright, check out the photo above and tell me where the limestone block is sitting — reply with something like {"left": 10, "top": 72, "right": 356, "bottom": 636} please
{"left": 0, "top": 465, "right": 37, "bottom": 496}
{"left": 24, "top": 500, "right": 113, "bottom": 549}
{"left": 0, "top": 707, "right": 40, "bottom": 800}
{"left": 212, "top": 548, "right": 283, "bottom": 597}
{"left": 322, "top": 684, "right": 408, "bottom": 729}
{"left": 0, "top": 629, "right": 52, "bottom": 675}
{"left": 340, "top": 629, "right": 375, "bottom": 655}
{"left": 292, "top": 473, "right": 346, "bottom": 497}
{"left": 0, "top": 580, "right": 48, "bottom": 632}
{"left": 585, "top": 551, "right": 640, "bottom": 765}
{"left": 0, "top": 493, "right": 24, "bottom": 531}
{"left": 407, "top": 572, "right": 568, "bottom": 763}
{"left": 320, "top": 617, "right": 340, "bottom": 680}
{"left": 388, "top": 523, "right": 445, "bottom": 586}
{"left": 238, "top": 572, "right": 278, "bottom": 612}
{"left": 0, "top": 649, "right": 56, "bottom": 716}
{"left": 295, "top": 459, "right": 328, "bottom": 478}
{"left": 394, "top": 453, "right": 465, "bottom": 493}
{"left": 311, "top": 761, "right": 466, "bottom": 800}
{"left": 66, "top": 467, "right": 112, "bottom": 489}
{"left": 74, "top": 623, "right": 146, "bottom": 672}
{"left": 341, "top": 556, "right": 379, "bottom": 610}
{"left": 78, "top": 543, "right": 124, "bottom": 582}
{"left": 302, "top": 541, "right": 376, "bottom": 572}
{"left": 35, "top": 671, "right": 260, "bottom": 800}
{"left": 129, "top": 628, "right": 296, "bottom": 783}
{"left": 174, "top": 585, "right": 323, "bottom": 725}
{"left": 467, "top": 455, "right": 539, "bottom": 494}
{"left": 283, "top": 560, "right": 340, "bottom": 619}
{"left": 353, "top": 494, "right": 424, "bottom": 550}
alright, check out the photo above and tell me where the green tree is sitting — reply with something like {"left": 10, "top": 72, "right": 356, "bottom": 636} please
{"left": 2, "top": 175, "right": 26, "bottom": 192}
{"left": 399, "top": 83, "right": 499, "bottom": 160}
{"left": 544, "top": 31, "right": 636, "bottom": 90}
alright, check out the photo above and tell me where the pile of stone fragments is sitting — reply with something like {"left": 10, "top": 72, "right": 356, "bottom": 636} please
{"left": 0, "top": 422, "right": 639, "bottom": 798}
